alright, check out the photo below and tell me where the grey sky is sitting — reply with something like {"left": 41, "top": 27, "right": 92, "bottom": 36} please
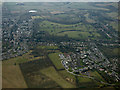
{"left": 2, "top": 0, "right": 120, "bottom": 2}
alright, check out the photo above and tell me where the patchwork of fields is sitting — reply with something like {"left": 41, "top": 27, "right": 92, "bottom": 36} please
{"left": 3, "top": 45, "right": 108, "bottom": 88}
{"left": 2, "top": 2, "right": 119, "bottom": 88}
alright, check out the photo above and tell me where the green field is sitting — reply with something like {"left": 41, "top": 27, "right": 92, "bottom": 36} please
{"left": 98, "top": 46, "right": 120, "bottom": 58}
{"left": 90, "top": 71, "right": 106, "bottom": 82}
{"left": 106, "top": 12, "right": 118, "bottom": 19}
{"left": 39, "top": 20, "right": 100, "bottom": 39}
{"left": 77, "top": 76, "right": 99, "bottom": 88}
{"left": 48, "top": 52, "right": 64, "bottom": 70}
{"left": 2, "top": 64, "right": 27, "bottom": 88}
{"left": 3, "top": 51, "right": 43, "bottom": 65}
{"left": 3, "top": 46, "right": 109, "bottom": 88}
{"left": 58, "top": 69, "right": 100, "bottom": 88}
{"left": 4, "top": 2, "right": 117, "bottom": 40}
{"left": 22, "top": 69, "right": 60, "bottom": 88}
{"left": 84, "top": 13, "right": 95, "bottom": 23}
{"left": 38, "top": 45, "right": 58, "bottom": 50}
{"left": 39, "top": 20, "right": 91, "bottom": 33}
{"left": 2, "top": 2, "right": 119, "bottom": 88}
{"left": 109, "top": 22, "right": 118, "bottom": 31}
{"left": 2, "top": 57, "right": 28, "bottom": 88}
{"left": 40, "top": 66, "right": 76, "bottom": 88}
{"left": 58, "top": 70, "right": 76, "bottom": 84}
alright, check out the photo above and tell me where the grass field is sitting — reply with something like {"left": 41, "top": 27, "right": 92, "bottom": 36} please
{"left": 58, "top": 31, "right": 90, "bottom": 39}
{"left": 39, "top": 21, "right": 95, "bottom": 32}
{"left": 84, "top": 13, "right": 95, "bottom": 23}
{"left": 48, "top": 52, "right": 64, "bottom": 70}
{"left": 2, "top": 51, "right": 44, "bottom": 88}
{"left": 109, "top": 22, "right": 118, "bottom": 31}
{"left": 106, "top": 12, "right": 118, "bottom": 19}
{"left": 90, "top": 71, "right": 106, "bottom": 82}
{"left": 31, "top": 16, "right": 44, "bottom": 20}
{"left": 77, "top": 76, "right": 92, "bottom": 83}
{"left": 58, "top": 70, "right": 100, "bottom": 88}
{"left": 77, "top": 76, "right": 99, "bottom": 88}
{"left": 40, "top": 66, "right": 76, "bottom": 88}
{"left": 58, "top": 70, "right": 76, "bottom": 85}
{"left": 22, "top": 69, "right": 60, "bottom": 88}
{"left": 2, "top": 63, "right": 27, "bottom": 88}
{"left": 38, "top": 45, "right": 58, "bottom": 50}
{"left": 39, "top": 20, "right": 101, "bottom": 39}
{"left": 57, "top": 31, "right": 100, "bottom": 39}
{"left": 3, "top": 51, "right": 43, "bottom": 65}
{"left": 98, "top": 46, "right": 120, "bottom": 58}
{"left": 2, "top": 2, "right": 118, "bottom": 88}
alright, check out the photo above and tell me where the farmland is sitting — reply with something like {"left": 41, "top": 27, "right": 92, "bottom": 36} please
{"left": 2, "top": 2, "right": 120, "bottom": 89}
{"left": 40, "top": 66, "right": 76, "bottom": 88}
{"left": 2, "top": 45, "right": 108, "bottom": 88}
{"left": 48, "top": 52, "right": 64, "bottom": 70}
{"left": 39, "top": 20, "right": 100, "bottom": 39}
{"left": 2, "top": 59, "right": 27, "bottom": 88}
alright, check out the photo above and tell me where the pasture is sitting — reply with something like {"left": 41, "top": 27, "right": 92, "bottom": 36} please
{"left": 48, "top": 52, "right": 64, "bottom": 70}
{"left": 40, "top": 66, "right": 76, "bottom": 88}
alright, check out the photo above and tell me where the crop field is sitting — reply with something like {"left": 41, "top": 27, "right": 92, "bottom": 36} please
{"left": 98, "top": 46, "right": 120, "bottom": 59}
{"left": 2, "top": 50, "right": 47, "bottom": 88}
{"left": 109, "top": 22, "right": 118, "bottom": 31}
{"left": 2, "top": 45, "right": 113, "bottom": 88}
{"left": 48, "top": 52, "right": 64, "bottom": 70}
{"left": 58, "top": 70, "right": 76, "bottom": 85}
{"left": 2, "top": 2, "right": 119, "bottom": 88}
{"left": 2, "top": 60, "right": 27, "bottom": 88}
{"left": 84, "top": 13, "right": 95, "bottom": 23}
{"left": 3, "top": 51, "right": 43, "bottom": 65}
{"left": 40, "top": 66, "right": 76, "bottom": 88}
{"left": 21, "top": 69, "right": 60, "bottom": 88}
{"left": 58, "top": 69, "right": 105, "bottom": 87}
{"left": 77, "top": 76, "right": 99, "bottom": 88}
{"left": 90, "top": 71, "right": 106, "bottom": 82}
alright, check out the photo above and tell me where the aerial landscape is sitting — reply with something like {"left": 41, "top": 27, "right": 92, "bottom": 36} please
{"left": 2, "top": 2, "right": 120, "bottom": 88}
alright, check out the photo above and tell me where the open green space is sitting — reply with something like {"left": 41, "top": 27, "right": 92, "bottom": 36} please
{"left": 2, "top": 64, "right": 27, "bottom": 88}
{"left": 39, "top": 20, "right": 100, "bottom": 39}
{"left": 90, "top": 71, "right": 106, "bottom": 82}
{"left": 40, "top": 66, "right": 76, "bottom": 88}
{"left": 38, "top": 45, "right": 58, "bottom": 50}
{"left": 48, "top": 52, "right": 64, "bottom": 70}
{"left": 98, "top": 46, "right": 120, "bottom": 58}
{"left": 109, "top": 22, "right": 118, "bottom": 31}
{"left": 84, "top": 13, "right": 95, "bottom": 23}
{"left": 58, "top": 70, "right": 76, "bottom": 85}
{"left": 2, "top": 54, "right": 30, "bottom": 88}
{"left": 2, "top": 2, "right": 119, "bottom": 88}
{"left": 3, "top": 51, "right": 43, "bottom": 65}
{"left": 77, "top": 76, "right": 99, "bottom": 88}
{"left": 58, "top": 70, "right": 105, "bottom": 88}
{"left": 106, "top": 12, "right": 118, "bottom": 19}
{"left": 39, "top": 20, "right": 94, "bottom": 33}
{"left": 22, "top": 70, "right": 60, "bottom": 88}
